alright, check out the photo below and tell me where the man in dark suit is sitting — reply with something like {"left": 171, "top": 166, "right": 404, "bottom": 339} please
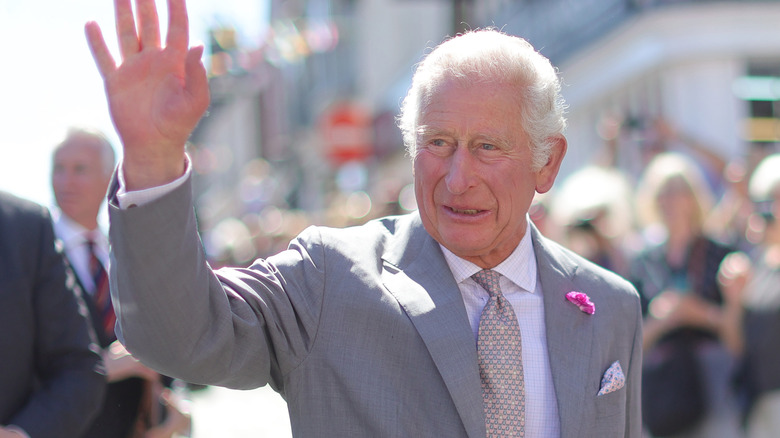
{"left": 85, "top": 0, "right": 643, "bottom": 436}
{"left": 0, "top": 190, "right": 105, "bottom": 438}
{"left": 51, "top": 128, "right": 190, "bottom": 438}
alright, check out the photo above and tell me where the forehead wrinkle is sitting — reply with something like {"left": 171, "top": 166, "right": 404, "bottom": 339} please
{"left": 418, "top": 84, "right": 524, "bottom": 150}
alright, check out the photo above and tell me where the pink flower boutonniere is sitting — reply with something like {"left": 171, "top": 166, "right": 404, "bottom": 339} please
{"left": 566, "top": 291, "right": 595, "bottom": 315}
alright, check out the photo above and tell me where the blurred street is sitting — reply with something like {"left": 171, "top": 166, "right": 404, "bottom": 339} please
{"left": 188, "top": 385, "right": 292, "bottom": 438}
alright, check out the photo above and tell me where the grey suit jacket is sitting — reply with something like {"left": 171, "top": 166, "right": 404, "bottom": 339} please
{"left": 109, "top": 175, "right": 642, "bottom": 437}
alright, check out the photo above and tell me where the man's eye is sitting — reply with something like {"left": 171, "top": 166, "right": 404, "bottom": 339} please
{"left": 422, "top": 138, "right": 454, "bottom": 156}
{"left": 481, "top": 143, "right": 497, "bottom": 151}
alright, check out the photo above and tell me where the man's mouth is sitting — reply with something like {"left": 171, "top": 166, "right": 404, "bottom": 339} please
{"left": 449, "top": 207, "right": 481, "bottom": 215}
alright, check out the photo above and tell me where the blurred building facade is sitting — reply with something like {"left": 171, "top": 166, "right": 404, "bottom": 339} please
{"left": 525, "top": 0, "right": 780, "bottom": 180}
{"left": 188, "top": 0, "right": 780, "bottom": 264}
{"left": 189, "top": 0, "right": 454, "bottom": 264}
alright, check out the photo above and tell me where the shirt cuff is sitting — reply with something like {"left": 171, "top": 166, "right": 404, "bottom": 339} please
{"left": 116, "top": 156, "right": 191, "bottom": 209}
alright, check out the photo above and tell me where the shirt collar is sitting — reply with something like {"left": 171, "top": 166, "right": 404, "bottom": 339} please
{"left": 439, "top": 218, "right": 538, "bottom": 294}
{"left": 52, "top": 209, "right": 107, "bottom": 249}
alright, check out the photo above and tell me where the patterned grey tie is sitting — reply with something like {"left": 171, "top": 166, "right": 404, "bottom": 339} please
{"left": 472, "top": 269, "right": 525, "bottom": 437}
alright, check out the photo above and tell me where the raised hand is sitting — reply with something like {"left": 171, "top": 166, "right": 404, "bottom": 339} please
{"left": 85, "top": 0, "right": 210, "bottom": 190}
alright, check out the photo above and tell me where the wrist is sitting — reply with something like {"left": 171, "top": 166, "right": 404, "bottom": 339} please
{"left": 122, "top": 152, "right": 187, "bottom": 191}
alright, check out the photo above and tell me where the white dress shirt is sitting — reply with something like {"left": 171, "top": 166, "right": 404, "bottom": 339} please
{"left": 118, "top": 158, "right": 561, "bottom": 436}
{"left": 52, "top": 211, "right": 110, "bottom": 296}
{"left": 440, "top": 222, "right": 561, "bottom": 438}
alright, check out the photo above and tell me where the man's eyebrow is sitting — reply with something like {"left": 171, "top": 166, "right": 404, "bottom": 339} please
{"left": 415, "top": 125, "right": 450, "bottom": 137}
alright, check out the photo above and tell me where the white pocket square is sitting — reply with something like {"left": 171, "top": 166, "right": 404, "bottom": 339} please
{"left": 598, "top": 360, "right": 625, "bottom": 396}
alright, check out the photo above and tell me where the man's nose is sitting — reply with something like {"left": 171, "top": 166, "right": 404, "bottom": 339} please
{"left": 445, "top": 146, "right": 477, "bottom": 195}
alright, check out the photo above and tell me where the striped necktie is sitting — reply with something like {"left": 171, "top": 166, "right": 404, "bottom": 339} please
{"left": 86, "top": 237, "right": 116, "bottom": 340}
{"left": 472, "top": 269, "right": 525, "bottom": 437}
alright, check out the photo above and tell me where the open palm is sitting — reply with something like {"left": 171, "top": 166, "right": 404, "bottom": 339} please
{"left": 85, "top": 0, "right": 209, "bottom": 189}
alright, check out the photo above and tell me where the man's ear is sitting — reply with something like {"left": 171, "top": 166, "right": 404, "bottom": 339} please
{"left": 535, "top": 135, "right": 567, "bottom": 194}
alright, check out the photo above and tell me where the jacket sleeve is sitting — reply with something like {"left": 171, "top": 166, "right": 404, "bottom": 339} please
{"left": 107, "top": 173, "right": 324, "bottom": 391}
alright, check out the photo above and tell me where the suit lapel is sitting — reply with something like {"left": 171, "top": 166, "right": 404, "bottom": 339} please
{"left": 381, "top": 215, "right": 485, "bottom": 438}
{"left": 532, "top": 225, "right": 594, "bottom": 438}
{"left": 379, "top": 216, "right": 597, "bottom": 437}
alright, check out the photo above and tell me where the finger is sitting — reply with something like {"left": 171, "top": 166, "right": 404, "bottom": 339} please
{"left": 184, "top": 46, "right": 209, "bottom": 105}
{"left": 166, "top": 0, "right": 190, "bottom": 55}
{"left": 115, "top": 0, "right": 140, "bottom": 59}
{"left": 136, "top": 0, "right": 161, "bottom": 49}
{"left": 85, "top": 22, "right": 117, "bottom": 78}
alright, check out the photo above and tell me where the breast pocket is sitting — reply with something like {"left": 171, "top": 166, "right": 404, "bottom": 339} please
{"left": 595, "top": 386, "right": 626, "bottom": 419}
{"left": 592, "top": 387, "right": 628, "bottom": 436}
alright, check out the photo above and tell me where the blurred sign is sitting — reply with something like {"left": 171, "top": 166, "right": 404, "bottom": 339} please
{"left": 320, "top": 102, "right": 374, "bottom": 165}
{"left": 743, "top": 117, "right": 780, "bottom": 142}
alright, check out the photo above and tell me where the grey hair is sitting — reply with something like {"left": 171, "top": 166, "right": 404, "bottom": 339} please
{"left": 397, "top": 28, "right": 567, "bottom": 170}
{"left": 54, "top": 127, "right": 116, "bottom": 177}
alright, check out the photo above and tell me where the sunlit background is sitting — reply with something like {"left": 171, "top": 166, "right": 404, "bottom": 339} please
{"left": 0, "top": 0, "right": 268, "bottom": 206}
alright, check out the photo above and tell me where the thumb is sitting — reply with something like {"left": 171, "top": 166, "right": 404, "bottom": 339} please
{"left": 184, "top": 45, "right": 210, "bottom": 111}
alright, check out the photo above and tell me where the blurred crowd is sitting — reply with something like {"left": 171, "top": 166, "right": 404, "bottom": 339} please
{"left": 536, "top": 116, "right": 780, "bottom": 438}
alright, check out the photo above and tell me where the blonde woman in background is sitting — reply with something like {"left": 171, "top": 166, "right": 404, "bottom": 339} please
{"left": 629, "top": 152, "right": 742, "bottom": 438}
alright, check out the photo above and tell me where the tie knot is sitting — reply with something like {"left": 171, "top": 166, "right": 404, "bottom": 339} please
{"left": 472, "top": 269, "right": 502, "bottom": 297}
{"left": 84, "top": 231, "right": 102, "bottom": 252}
{"left": 84, "top": 231, "right": 96, "bottom": 245}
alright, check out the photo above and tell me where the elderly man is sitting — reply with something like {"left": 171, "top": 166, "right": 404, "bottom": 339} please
{"left": 51, "top": 128, "right": 190, "bottom": 438}
{"left": 85, "top": 0, "right": 642, "bottom": 436}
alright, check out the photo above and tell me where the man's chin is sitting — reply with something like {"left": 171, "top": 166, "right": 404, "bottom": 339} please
{"left": 437, "top": 236, "right": 491, "bottom": 259}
